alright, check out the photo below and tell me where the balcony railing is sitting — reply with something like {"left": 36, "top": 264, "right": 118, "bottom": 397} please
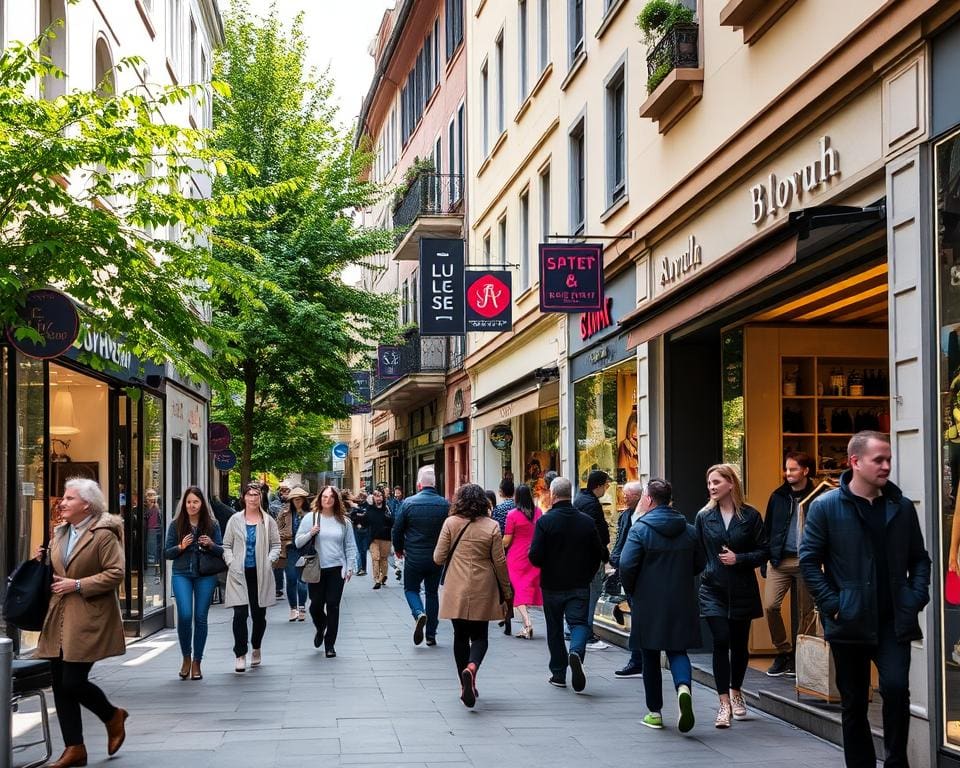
{"left": 646, "top": 23, "right": 699, "bottom": 92}
{"left": 393, "top": 173, "right": 464, "bottom": 232}
{"left": 373, "top": 330, "right": 449, "bottom": 398}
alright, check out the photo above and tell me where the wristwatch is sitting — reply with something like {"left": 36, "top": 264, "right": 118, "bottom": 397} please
{"left": 75, "top": 580, "right": 81, "bottom": 593}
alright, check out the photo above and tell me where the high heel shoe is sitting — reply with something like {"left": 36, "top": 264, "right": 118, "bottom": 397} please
{"left": 179, "top": 656, "right": 191, "bottom": 680}
{"left": 191, "top": 660, "right": 203, "bottom": 680}
{"left": 515, "top": 624, "right": 533, "bottom": 639}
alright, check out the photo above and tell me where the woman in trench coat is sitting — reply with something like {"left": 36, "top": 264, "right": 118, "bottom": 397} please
{"left": 434, "top": 483, "right": 513, "bottom": 709}
{"left": 222, "top": 482, "right": 281, "bottom": 672}
{"left": 36, "top": 478, "right": 128, "bottom": 768}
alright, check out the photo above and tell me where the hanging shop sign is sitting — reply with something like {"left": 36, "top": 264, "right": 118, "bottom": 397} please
{"left": 344, "top": 369, "right": 372, "bottom": 414}
{"left": 489, "top": 423, "right": 514, "bottom": 451}
{"left": 6, "top": 288, "right": 80, "bottom": 360}
{"left": 659, "top": 235, "right": 703, "bottom": 288}
{"left": 208, "top": 422, "right": 231, "bottom": 452}
{"left": 214, "top": 449, "right": 237, "bottom": 471}
{"left": 465, "top": 270, "right": 512, "bottom": 332}
{"left": 750, "top": 136, "right": 840, "bottom": 225}
{"left": 377, "top": 345, "right": 403, "bottom": 380}
{"left": 419, "top": 238, "right": 466, "bottom": 336}
{"left": 539, "top": 243, "right": 604, "bottom": 312}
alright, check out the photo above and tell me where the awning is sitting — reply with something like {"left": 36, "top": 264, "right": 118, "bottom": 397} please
{"left": 624, "top": 234, "right": 798, "bottom": 349}
{"left": 360, "top": 460, "right": 374, "bottom": 477}
{"left": 472, "top": 380, "right": 559, "bottom": 431}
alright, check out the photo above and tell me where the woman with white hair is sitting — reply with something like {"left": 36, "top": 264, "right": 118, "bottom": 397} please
{"left": 36, "top": 477, "right": 128, "bottom": 768}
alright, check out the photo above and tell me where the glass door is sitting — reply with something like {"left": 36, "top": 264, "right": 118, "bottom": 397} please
{"left": 110, "top": 390, "right": 140, "bottom": 619}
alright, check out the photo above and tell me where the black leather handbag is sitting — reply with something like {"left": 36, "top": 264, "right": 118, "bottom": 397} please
{"left": 198, "top": 548, "right": 227, "bottom": 576}
{"left": 4, "top": 550, "right": 52, "bottom": 631}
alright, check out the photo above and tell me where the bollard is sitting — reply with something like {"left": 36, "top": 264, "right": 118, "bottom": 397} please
{"left": 0, "top": 636, "right": 12, "bottom": 768}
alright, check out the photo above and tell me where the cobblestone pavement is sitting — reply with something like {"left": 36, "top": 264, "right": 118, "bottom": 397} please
{"left": 13, "top": 573, "right": 844, "bottom": 767}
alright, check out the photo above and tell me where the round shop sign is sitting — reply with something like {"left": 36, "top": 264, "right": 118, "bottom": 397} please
{"left": 332, "top": 442, "right": 349, "bottom": 460}
{"left": 208, "top": 422, "right": 232, "bottom": 452}
{"left": 6, "top": 288, "right": 79, "bottom": 360}
{"left": 489, "top": 424, "right": 514, "bottom": 451}
{"left": 214, "top": 449, "right": 237, "bottom": 471}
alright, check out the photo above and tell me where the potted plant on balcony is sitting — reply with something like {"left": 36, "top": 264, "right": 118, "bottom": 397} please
{"left": 392, "top": 156, "right": 437, "bottom": 212}
{"left": 637, "top": 0, "right": 696, "bottom": 93}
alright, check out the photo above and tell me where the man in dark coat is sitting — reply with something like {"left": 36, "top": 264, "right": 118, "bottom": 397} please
{"left": 573, "top": 470, "right": 611, "bottom": 649}
{"left": 608, "top": 481, "right": 645, "bottom": 677}
{"left": 620, "top": 479, "right": 703, "bottom": 732}
{"left": 800, "top": 431, "right": 930, "bottom": 768}
{"left": 529, "top": 476, "right": 606, "bottom": 692}
{"left": 392, "top": 465, "right": 449, "bottom": 646}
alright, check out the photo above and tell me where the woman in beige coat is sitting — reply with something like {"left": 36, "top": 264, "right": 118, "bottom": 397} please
{"left": 222, "top": 482, "right": 281, "bottom": 672}
{"left": 36, "top": 478, "right": 128, "bottom": 768}
{"left": 434, "top": 483, "right": 513, "bottom": 709}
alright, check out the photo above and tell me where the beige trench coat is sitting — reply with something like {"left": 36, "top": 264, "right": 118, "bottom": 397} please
{"left": 222, "top": 511, "right": 281, "bottom": 609}
{"left": 434, "top": 515, "right": 513, "bottom": 621}
{"left": 37, "top": 513, "right": 126, "bottom": 663}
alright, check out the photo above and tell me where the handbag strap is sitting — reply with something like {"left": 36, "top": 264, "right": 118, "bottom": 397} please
{"left": 444, "top": 519, "right": 473, "bottom": 569}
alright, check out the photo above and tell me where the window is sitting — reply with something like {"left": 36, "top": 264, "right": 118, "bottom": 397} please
{"left": 457, "top": 103, "right": 465, "bottom": 180}
{"left": 495, "top": 32, "right": 505, "bottom": 135}
{"left": 570, "top": 121, "right": 585, "bottom": 234}
{"left": 167, "top": 0, "right": 182, "bottom": 76}
{"left": 410, "top": 269, "right": 419, "bottom": 323}
{"left": 569, "top": 0, "right": 584, "bottom": 62}
{"left": 448, "top": 106, "right": 465, "bottom": 204}
{"left": 483, "top": 232, "right": 491, "bottom": 266}
{"left": 498, "top": 217, "right": 507, "bottom": 267}
{"left": 606, "top": 67, "right": 626, "bottom": 205}
{"left": 519, "top": 190, "right": 530, "bottom": 290}
{"left": 518, "top": 0, "right": 529, "bottom": 102}
{"left": 94, "top": 37, "right": 116, "bottom": 96}
{"left": 401, "top": 280, "right": 410, "bottom": 324}
{"left": 433, "top": 18, "right": 440, "bottom": 85}
{"left": 540, "top": 165, "right": 551, "bottom": 245}
{"left": 481, "top": 61, "right": 489, "bottom": 156}
{"left": 39, "top": 0, "right": 66, "bottom": 99}
{"left": 538, "top": 0, "right": 549, "bottom": 72}
{"left": 445, "top": 0, "right": 463, "bottom": 60}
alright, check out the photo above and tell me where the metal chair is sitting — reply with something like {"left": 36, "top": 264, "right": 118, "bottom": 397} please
{"left": 11, "top": 659, "right": 52, "bottom": 768}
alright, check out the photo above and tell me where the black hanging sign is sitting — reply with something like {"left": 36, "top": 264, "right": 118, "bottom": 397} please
{"left": 465, "top": 270, "right": 512, "bottom": 332}
{"left": 6, "top": 288, "right": 80, "bottom": 359}
{"left": 538, "top": 243, "right": 604, "bottom": 312}
{"left": 377, "top": 346, "right": 403, "bottom": 380}
{"left": 419, "top": 238, "right": 465, "bottom": 336}
{"left": 344, "top": 369, "right": 372, "bottom": 414}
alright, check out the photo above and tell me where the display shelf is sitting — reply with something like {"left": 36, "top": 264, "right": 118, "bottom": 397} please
{"left": 783, "top": 433, "right": 816, "bottom": 437}
{"left": 817, "top": 396, "right": 890, "bottom": 402}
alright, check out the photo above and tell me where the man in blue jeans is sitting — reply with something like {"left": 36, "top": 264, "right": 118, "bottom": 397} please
{"left": 392, "top": 465, "right": 448, "bottom": 646}
{"left": 528, "top": 476, "right": 605, "bottom": 692}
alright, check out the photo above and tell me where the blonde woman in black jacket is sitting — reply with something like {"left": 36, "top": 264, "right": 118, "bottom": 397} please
{"left": 695, "top": 463, "right": 768, "bottom": 729}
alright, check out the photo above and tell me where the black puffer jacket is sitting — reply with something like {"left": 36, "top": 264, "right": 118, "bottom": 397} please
{"left": 573, "top": 489, "right": 610, "bottom": 559}
{"left": 695, "top": 504, "right": 768, "bottom": 619}
{"left": 764, "top": 481, "right": 811, "bottom": 567}
{"left": 799, "top": 471, "right": 931, "bottom": 645}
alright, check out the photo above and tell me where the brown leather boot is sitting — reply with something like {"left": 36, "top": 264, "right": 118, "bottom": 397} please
{"left": 48, "top": 744, "right": 88, "bottom": 767}
{"left": 105, "top": 707, "right": 128, "bottom": 755}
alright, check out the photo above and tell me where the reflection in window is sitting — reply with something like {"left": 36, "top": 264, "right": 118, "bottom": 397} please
{"left": 142, "top": 393, "right": 164, "bottom": 613}
{"left": 722, "top": 328, "right": 745, "bottom": 482}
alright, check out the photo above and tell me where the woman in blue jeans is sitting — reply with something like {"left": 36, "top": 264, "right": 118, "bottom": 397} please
{"left": 164, "top": 486, "right": 223, "bottom": 681}
{"left": 277, "top": 487, "right": 310, "bottom": 620}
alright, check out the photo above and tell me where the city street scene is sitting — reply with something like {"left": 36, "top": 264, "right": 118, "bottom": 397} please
{"left": 2, "top": 1, "right": 960, "bottom": 767}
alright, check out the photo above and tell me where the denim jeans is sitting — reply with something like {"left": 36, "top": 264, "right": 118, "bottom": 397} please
{"left": 641, "top": 650, "right": 692, "bottom": 713}
{"left": 587, "top": 566, "right": 604, "bottom": 634}
{"left": 273, "top": 564, "right": 285, "bottom": 594}
{"left": 283, "top": 545, "right": 307, "bottom": 609}
{"left": 542, "top": 587, "right": 590, "bottom": 676}
{"left": 171, "top": 572, "right": 218, "bottom": 660}
{"left": 403, "top": 558, "right": 442, "bottom": 640}
{"left": 355, "top": 529, "right": 371, "bottom": 571}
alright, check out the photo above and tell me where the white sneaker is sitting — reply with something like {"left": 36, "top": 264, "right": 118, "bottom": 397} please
{"left": 586, "top": 639, "right": 609, "bottom": 651}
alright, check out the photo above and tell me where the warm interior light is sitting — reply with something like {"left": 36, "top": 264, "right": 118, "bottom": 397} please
{"left": 50, "top": 388, "right": 80, "bottom": 435}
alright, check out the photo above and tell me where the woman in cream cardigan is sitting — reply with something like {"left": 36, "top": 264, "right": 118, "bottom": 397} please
{"left": 223, "top": 482, "right": 281, "bottom": 673}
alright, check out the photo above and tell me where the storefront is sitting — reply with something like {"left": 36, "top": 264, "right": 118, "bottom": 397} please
{"left": 443, "top": 373, "right": 471, "bottom": 500}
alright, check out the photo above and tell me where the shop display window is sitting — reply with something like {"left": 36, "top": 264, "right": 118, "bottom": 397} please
{"left": 142, "top": 392, "right": 164, "bottom": 614}
{"left": 936, "top": 127, "right": 960, "bottom": 751}
{"left": 722, "top": 329, "right": 745, "bottom": 481}
{"left": 521, "top": 405, "right": 559, "bottom": 507}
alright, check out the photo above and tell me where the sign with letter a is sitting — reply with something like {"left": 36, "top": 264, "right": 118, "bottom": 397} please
{"left": 420, "top": 238, "right": 465, "bottom": 336}
{"left": 465, "top": 270, "right": 512, "bottom": 332}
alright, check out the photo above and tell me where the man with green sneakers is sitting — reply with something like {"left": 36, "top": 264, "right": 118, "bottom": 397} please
{"left": 618, "top": 478, "right": 704, "bottom": 733}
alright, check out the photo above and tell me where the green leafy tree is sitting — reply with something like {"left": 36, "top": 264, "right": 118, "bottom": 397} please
{"left": 0, "top": 28, "right": 274, "bottom": 381}
{"left": 210, "top": 3, "right": 397, "bottom": 484}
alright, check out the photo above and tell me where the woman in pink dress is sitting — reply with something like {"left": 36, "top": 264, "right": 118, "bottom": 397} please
{"left": 503, "top": 484, "right": 543, "bottom": 639}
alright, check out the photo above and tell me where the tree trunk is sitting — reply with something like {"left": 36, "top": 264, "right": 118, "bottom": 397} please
{"left": 241, "top": 359, "right": 257, "bottom": 487}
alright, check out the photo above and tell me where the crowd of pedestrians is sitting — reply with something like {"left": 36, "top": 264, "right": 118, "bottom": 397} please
{"left": 27, "top": 429, "right": 932, "bottom": 768}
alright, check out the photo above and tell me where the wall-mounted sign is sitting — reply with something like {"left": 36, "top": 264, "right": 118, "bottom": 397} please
{"left": 443, "top": 418, "right": 468, "bottom": 438}
{"left": 377, "top": 345, "right": 403, "bottom": 380}
{"left": 489, "top": 424, "right": 514, "bottom": 451}
{"left": 6, "top": 288, "right": 80, "bottom": 360}
{"left": 344, "top": 369, "right": 372, "bottom": 414}
{"left": 214, "top": 449, "right": 237, "bottom": 471}
{"left": 466, "top": 270, "right": 512, "bottom": 331}
{"left": 580, "top": 297, "right": 614, "bottom": 341}
{"left": 751, "top": 136, "right": 840, "bottom": 224}
{"left": 332, "top": 442, "right": 350, "bottom": 460}
{"left": 539, "top": 243, "right": 604, "bottom": 312}
{"left": 659, "top": 235, "right": 703, "bottom": 288}
{"left": 208, "top": 422, "right": 231, "bottom": 452}
{"left": 420, "top": 238, "right": 466, "bottom": 336}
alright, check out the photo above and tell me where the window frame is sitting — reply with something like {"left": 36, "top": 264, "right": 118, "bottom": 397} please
{"left": 519, "top": 189, "right": 530, "bottom": 291}
{"left": 518, "top": 0, "right": 529, "bottom": 103}
{"left": 569, "top": 119, "right": 586, "bottom": 236}
{"left": 605, "top": 59, "right": 627, "bottom": 207}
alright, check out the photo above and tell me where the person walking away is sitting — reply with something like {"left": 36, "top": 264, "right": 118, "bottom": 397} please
{"left": 222, "top": 482, "right": 281, "bottom": 672}
{"left": 695, "top": 463, "right": 768, "bottom": 728}
{"left": 529, "top": 476, "right": 606, "bottom": 692}
{"left": 800, "top": 431, "right": 930, "bottom": 768}
{"left": 269, "top": 484, "right": 290, "bottom": 599}
{"left": 164, "top": 486, "right": 223, "bottom": 680}
{"left": 36, "top": 478, "right": 128, "bottom": 768}
{"left": 503, "top": 483, "right": 542, "bottom": 638}
{"left": 278, "top": 487, "right": 310, "bottom": 621}
{"left": 619, "top": 479, "right": 704, "bottom": 732}
{"left": 491, "top": 477, "right": 517, "bottom": 634}
{"left": 352, "top": 492, "right": 371, "bottom": 576}
{"left": 434, "top": 484, "right": 513, "bottom": 707}
{"left": 608, "top": 480, "right": 646, "bottom": 677}
{"left": 574, "top": 470, "right": 612, "bottom": 650}
{"left": 393, "top": 465, "right": 449, "bottom": 646}
{"left": 365, "top": 488, "right": 393, "bottom": 588}
{"left": 295, "top": 485, "right": 358, "bottom": 657}
{"left": 763, "top": 451, "right": 818, "bottom": 677}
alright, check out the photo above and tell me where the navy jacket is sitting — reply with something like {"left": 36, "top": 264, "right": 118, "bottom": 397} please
{"left": 164, "top": 519, "right": 224, "bottom": 576}
{"left": 620, "top": 506, "right": 704, "bottom": 651}
{"left": 392, "top": 487, "right": 449, "bottom": 566}
{"left": 764, "top": 480, "right": 815, "bottom": 568}
{"left": 528, "top": 501, "right": 605, "bottom": 590}
{"left": 695, "top": 504, "right": 768, "bottom": 619}
{"left": 609, "top": 507, "right": 634, "bottom": 570}
{"left": 799, "top": 471, "right": 931, "bottom": 645}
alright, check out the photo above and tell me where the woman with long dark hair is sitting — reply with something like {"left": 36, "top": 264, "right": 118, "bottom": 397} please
{"left": 503, "top": 483, "right": 543, "bottom": 639}
{"left": 164, "top": 486, "right": 223, "bottom": 680}
{"left": 695, "top": 463, "right": 768, "bottom": 728}
{"left": 295, "top": 485, "right": 358, "bottom": 657}
{"left": 433, "top": 483, "right": 513, "bottom": 708}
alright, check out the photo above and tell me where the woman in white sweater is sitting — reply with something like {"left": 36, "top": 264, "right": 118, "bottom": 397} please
{"left": 295, "top": 486, "right": 358, "bottom": 657}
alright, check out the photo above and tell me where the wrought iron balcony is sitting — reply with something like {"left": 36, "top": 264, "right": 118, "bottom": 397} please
{"left": 372, "top": 330, "right": 449, "bottom": 411}
{"left": 646, "top": 23, "right": 699, "bottom": 89}
{"left": 391, "top": 173, "right": 464, "bottom": 259}
{"left": 640, "top": 23, "right": 703, "bottom": 134}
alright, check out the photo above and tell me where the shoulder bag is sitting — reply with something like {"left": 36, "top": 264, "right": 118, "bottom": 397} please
{"left": 198, "top": 543, "right": 227, "bottom": 576}
{"left": 439, "top": 519, "right": 473, "bottom": 586}
{"left": 296, "top": 513, "right": 322, "bottom": 583}
{"left": 4, "top": 538, "right": 52, "bottom": 631}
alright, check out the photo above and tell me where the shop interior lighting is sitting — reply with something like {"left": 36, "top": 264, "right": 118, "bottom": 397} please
{"left": 50, "top": 387, "right": 80, "bottom": 435}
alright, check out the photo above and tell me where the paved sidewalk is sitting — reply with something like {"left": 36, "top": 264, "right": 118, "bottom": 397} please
{"left": 14, "top": 574, "right": 843, "bottom": 767}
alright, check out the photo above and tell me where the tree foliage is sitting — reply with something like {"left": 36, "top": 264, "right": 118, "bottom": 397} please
{"left": 210, "top": 2, "right": 397, "bottom": 483}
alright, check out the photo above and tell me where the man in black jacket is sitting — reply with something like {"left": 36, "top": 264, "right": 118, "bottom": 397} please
{"left": 573, "top": 470, "right": 611, "bottom": 650}
{"left": 529, "top": 476, "right": 606, "bottom": 692}
{"left": 800, "top": 431, "right": 930, "bottom": 768}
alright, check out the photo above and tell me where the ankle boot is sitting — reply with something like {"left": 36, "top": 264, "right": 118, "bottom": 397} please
{"left": 49, "top": 744, "right": 88, "bottom": 767}
{"left": 106, "top": 707, "right": 128, "bottom": 755}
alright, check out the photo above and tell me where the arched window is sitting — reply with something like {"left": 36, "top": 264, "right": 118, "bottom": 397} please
{"left": 38, "top": 0, "right": 67, "bottom": 98}
{"left": 94, "top": 36, "right": 115, "bottom": 96}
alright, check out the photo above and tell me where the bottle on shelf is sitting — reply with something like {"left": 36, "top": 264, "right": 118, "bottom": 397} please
{"left": 848, "top": 369, "right": 864, "bottom": 397}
